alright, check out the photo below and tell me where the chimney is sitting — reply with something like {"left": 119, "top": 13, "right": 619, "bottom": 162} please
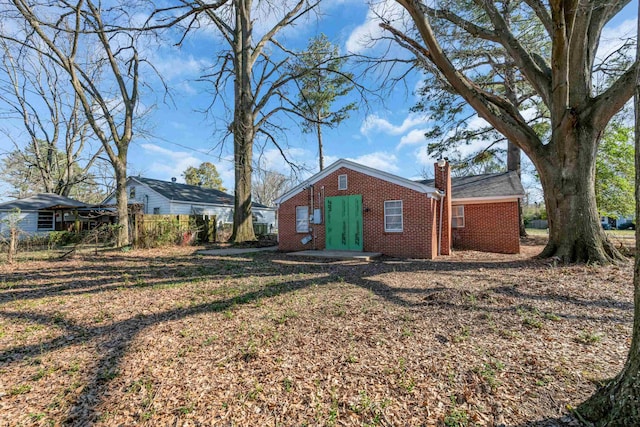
{"left": 435, "top": 159, "right": 452, "bottom": 256}
{"left": 171, "top": 177, "right": 177, "bottom": 182}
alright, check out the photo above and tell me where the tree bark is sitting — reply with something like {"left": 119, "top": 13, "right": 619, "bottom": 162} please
{"left": 316, "top": 117, "right": 324, "bottom": 171}
{"left": 537, "top": 123, "right": 624, "bottom": 263}
{"left": 114, "top": 158, "right": 129, "bottom": 247}
{"left": 391, "top": 0, "right": 635, "bottom": 263}
{"left": 230, "top": 0, "right": 256, "bottom": 243}
{"left": 231, "top": 114, "right": 256, "bottom": 242}
{"left": 8, "top": 226, "right": 16, "bottom": 264}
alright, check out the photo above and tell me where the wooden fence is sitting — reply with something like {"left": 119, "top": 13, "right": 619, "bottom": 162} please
{"left": 132, "top": 214, "right": 218, "bottom": 247}
{"left": 131, "top": 213, "right": 272, "bottom": 246}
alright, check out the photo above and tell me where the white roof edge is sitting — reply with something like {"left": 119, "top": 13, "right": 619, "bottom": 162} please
{"left": 452, "top": 195, "right": 524, "bottom": 204}
{"left": 274, "top": 159, "right": 440, "bottom": 204}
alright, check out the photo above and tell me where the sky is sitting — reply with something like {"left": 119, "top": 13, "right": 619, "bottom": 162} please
{"left": 0, "top": 0, "right": 638, "bottom": 202}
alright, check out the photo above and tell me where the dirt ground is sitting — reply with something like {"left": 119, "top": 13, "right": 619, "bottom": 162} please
{"left": 0, "top": 238, "right": 634, "bottom": 426}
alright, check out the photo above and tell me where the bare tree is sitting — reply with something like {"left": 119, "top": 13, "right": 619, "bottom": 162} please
{"left": 4, "top": 0, "right": 147, "bottom": 246}
{"left": 382, "top": 0, "right": 637, "bottom": 263}
{"left": 0, "top": 35, "right": 105, "bottom": 200}
{"left": 149, "top": 0, "right": 321, "bottom": 242}
{"left": 252, "top": 164, "right": 294, "bottom": 207}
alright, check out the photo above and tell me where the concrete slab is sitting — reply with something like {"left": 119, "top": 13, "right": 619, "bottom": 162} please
{"left": 286, "top": 250, "right": 382, "bottom": 261}
{"left": 197, "top": 246, "right": 278, "bottom": 256}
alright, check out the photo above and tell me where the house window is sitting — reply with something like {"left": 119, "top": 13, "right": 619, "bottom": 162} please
{"left": 296, "top": 206, "right": 309, "bottom": 233}
{"left": 153, "top": 207, "right": 160, "bottom": 214}
{"left": 37, "top": 211, "right": 54, "bottom": 230}
{"left": 338, "top": 174, "right": 348, "bottom": 190}
{"left": 384, "top": 200, "right": 403, "bottom": 232}
{"left": 452, "top": 205, "right": 465, "bottom": 228}
{"left": 129, "top": 186, "right": 136, "bottom": 199}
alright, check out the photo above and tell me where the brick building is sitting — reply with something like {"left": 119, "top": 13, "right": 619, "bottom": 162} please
{"left": 275, "top": 159, "right": 523, "bottom": 258}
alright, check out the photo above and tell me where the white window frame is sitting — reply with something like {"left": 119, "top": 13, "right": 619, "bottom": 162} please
{"left": 129, "top": 186, "right": 136, "bottom": 199}
{"left": 452, "top": 205, "right": 465, "bottom": 228}
{"left": 338, "top": 174, "right": 348, "bottom": 190}
{"left": 384, "top": 200, "right": 403, "bottom": 232}
{"left": 37, "top": 211, "right": 54, "bottom": 230}
{"left": 296, "top": 206, "right": 309, "bottom": 233}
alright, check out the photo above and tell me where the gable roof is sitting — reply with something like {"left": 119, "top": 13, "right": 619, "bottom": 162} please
{"left": 129, "top": 176, "right": 272, "bottom": 209}
{"left": 420, "top": 171, "right": 524, "bottom": 201}
{"left": 0, "top": 193, "right": 87, "bottom": 211}
{"left": 275, "top": 159, "right": 440, "bottom": 205}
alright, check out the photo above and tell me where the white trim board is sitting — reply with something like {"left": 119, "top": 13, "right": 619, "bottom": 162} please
{"left": 275, "top": 159, "right": 441, "bottom": 205}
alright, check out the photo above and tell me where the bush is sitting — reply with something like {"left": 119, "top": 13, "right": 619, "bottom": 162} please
{"left": 48, "top": 231, "right": 83, "bottom": 247}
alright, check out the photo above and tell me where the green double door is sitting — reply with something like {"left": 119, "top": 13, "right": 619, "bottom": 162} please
{"left": 325, "top": 195, "right": 363, "bottom": 251}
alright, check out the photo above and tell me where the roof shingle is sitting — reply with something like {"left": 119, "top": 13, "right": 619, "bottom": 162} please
{"left": 420, "top": 171, "right": 524, "bottom": 199}
{"left": 132, "top": 177, "right": 271, "bottom": 208}
{"left": 0, "top": 194, "right": 87, "bottom": 211}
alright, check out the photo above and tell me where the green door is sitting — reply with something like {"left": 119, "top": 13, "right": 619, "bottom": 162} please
{"left": 325, "top": 195, "right": 363, "bottom": 251}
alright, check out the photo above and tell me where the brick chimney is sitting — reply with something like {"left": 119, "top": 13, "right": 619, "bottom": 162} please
{"left": 435, "top": 159, "right": 452, "bottom": 255}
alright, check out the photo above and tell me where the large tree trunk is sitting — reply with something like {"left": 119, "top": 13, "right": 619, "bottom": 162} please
{"left": 230, "top": 0, "right": 256, "bottom": 243}
{"left": 114, "top": 160, "right": 129, "bottom": 247}
{"left": 537, "top": 124, "right": 624, "bottom": 263}
{"left": 231, "top": 124, "right": 256, "bottom": 242}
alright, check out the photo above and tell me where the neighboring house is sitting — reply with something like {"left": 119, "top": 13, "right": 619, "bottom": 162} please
{"left": 102, "top": 176, "right": 277, "bottom": 231}
{"left": 275, "top": 159, "right": 524, "bottom": 259}
{"left": 0, "top": 194, "right": 88, "bottom": 237}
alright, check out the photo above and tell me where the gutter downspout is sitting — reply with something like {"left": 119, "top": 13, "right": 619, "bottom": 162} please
{"left": 438, "top": 191, "right": 444, "bottom": 256}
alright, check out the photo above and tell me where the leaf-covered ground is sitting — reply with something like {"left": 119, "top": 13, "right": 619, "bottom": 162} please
{"left": 0, "top": 240, "right": 634, "bottom": 426}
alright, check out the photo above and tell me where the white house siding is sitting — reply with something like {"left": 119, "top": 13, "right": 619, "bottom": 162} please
{"left": 171, "top": 201, "right": 276, "bottom": 231}
{"left": 103, "top": 179, "right": 277, "bottom": 232}
{"left": 170, "top": 201, "right": 233, "bottom": 225}
{"left": 254, "top": 208, "right": 276, "bottom": 231}
{"left": 0, "top": 210, "right": 53, "bottom": 237}
{"left": 103, "top": 183, "right": 169, "bottom": 214}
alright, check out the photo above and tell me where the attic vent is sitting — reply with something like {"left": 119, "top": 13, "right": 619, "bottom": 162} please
{"left": 171, "top": 177, "right": 177, "bottom": 182}
{"left": 338, "top": 174, "right": 348, "bottom": 190}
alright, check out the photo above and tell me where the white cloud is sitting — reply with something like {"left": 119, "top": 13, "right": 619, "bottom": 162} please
{"left": 466, "top": 115, "right": 490, "bottom": 131}
{"left": 597, "top": 18, "right": 636, "bottom": 61}
{"left": 137, "top": 143, "right": 200, "bottom": 180}
{"left": 152, "top": 53, "right": 210, "bottom": 82}
{"left": 135, "top": 143, "right": 239, "bottom": 191}
{"left": 397, "top": 128, "right": 428, "bottom": 148}
{"left": 346, "top": 151, "right": 400, "bottom": 173}
{"left": 345, "top": 0, "right": 405, "bottom": 54}
{"left": 361, "top": 113, "right": 428, "bottom": 136}
{"left": 415, "top": 145, "right": 439, "bottom": 167}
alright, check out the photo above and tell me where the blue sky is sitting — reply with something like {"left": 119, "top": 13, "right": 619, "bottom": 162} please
{"left": 129, "top": 0, "right": 428, "bottom": 190}
{"left": 1, "top": 0, "right": 637, "bottom": 201}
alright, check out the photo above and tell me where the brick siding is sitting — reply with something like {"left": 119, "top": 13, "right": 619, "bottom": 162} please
{"left": 451, "top": 201, "right": 520, "bottom": 254}
{"left": 278, "top": 167, "right": 439, "bottom": 259}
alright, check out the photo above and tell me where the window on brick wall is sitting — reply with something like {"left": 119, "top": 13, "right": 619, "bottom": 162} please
{"left": 338, "top": 174, "right": 347, "bottom": 190}
{"left": 384, "top": 200, "right": 403, "bottom": 232}
{"left": 296, "top": 206, "right": 309, "bottom": 233}
{"left": 452, "top": 205, "right": 465, "bottom": 228}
